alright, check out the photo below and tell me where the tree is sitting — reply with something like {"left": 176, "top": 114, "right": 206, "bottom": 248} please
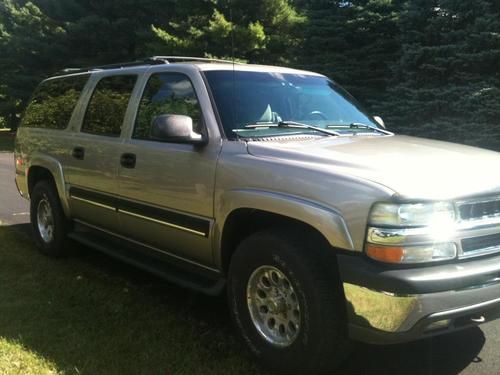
{"left": 0, "top": 0, "right": 305, "bottom": 129}
{"left": 0, "top": 0, "right": 498, "bottom": 150}
{"left": 0, "top": 0, "right": 66, "bottom": 129}
{"left": 149, "top": 0, "right": 305, "bottom": 64}
{"left": 297, "top": 0, "right": 403, "bottom": 107}
{"left": 383, "top": 0, "right": 500, "bottom": 150}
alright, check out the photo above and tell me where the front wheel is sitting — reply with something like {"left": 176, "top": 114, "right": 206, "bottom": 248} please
{"left": 30, "top": 180, "right": 70, "bottom": 257}
{"left": 228, "top": 230, "right": 351, "bottom": 374}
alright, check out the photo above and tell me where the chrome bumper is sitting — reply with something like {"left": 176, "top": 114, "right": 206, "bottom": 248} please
{"left": 338, "top": 235, "right": 500, "bottom": 344}
{"left": 344, "top": 280, "right": 500, "bottom": 344}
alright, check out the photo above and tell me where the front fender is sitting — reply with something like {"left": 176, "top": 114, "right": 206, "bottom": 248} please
{"left": 213, "top": 188, "right": 355, "bottom": 267}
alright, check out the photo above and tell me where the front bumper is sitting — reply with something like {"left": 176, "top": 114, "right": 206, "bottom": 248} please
{"left": 338, "top": 253, "right": 500, "bottom": 344}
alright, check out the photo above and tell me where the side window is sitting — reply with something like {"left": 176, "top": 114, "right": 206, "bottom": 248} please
{"left": 133, "top": 73, "right": 202, "bottom": 140}
{"left": 81, "top": 75, "right": 137, "bottom": 137}
{"left": 21, "top": 74, "right": 89, "bottom": 129}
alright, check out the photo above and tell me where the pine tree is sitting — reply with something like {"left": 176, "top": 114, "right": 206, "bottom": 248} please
{"left": 0, "top": 0, "right": 498, "bottom": 150}
{"left": 297, "top": 0, "right": 403, "bottom": 108}
{"left": 384, "top": 0, "right": 500, "bottom": 150}
{"left": 149, "top": 0, "right": 305, "bottom": 64}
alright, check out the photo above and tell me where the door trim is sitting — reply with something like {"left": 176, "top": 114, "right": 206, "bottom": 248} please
{"left": 70, "top": 195, "right": 116, "bottom": 211}
{"left": 69, "top": 186, "right": 211, "bottom": 237}
{"left": 118, "top": 208, "right": 206, "bottom": 237}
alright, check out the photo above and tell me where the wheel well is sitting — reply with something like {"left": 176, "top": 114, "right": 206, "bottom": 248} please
{"left": 28, "top": 166, "right": 55, "bottom": 196}
{"left": 220, "top": 208, "right": 332, "bottom": 274}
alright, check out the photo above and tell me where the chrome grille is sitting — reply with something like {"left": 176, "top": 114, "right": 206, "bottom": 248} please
{"left": 458, "top": 196, "right": 500, "bottom": 221}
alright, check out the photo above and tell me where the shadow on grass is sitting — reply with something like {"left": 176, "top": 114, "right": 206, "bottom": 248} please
{"left": 341, "top": 328, "right": 485, "bottom": 375}
{"left": 0, "top": 224, "right": 263, "bottom": 375}
{"left": 0, "top": 224, "right": 486, "bottom": 375}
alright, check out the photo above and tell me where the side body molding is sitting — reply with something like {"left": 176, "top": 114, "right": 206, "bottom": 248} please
{"left": 213, "top": 188, "right": 355, "bottom": 267}
{"left": 27, "top": 154, "right": 70, "bottom": 217}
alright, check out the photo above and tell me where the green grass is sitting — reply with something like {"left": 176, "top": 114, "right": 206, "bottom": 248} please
{"left": 0, "top": 225, "right": 265, "bottom": 375}
{"left": 0, "top": 131, "right": 14, "bottom": 152}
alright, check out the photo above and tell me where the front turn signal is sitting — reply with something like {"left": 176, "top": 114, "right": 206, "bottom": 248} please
{"left": 365, "top": 242, "right": 457, "bottom": 264}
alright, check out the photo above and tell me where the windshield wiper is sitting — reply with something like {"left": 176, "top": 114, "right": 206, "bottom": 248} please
{"left": 326, "top": 122, "right": 393, "bottom": 135}
{"left": 243, "top": 121, "right": 341, "bottom": 137}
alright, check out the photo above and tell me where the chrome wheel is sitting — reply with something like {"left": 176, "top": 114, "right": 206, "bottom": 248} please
{"left": 37, "top": 196, "right": 54, "bottom": 243}
{"left": 247, "top": 265, "right": 301, "bottom": 347}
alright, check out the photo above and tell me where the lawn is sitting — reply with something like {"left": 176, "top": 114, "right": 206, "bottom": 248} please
{"left": 0, "top": 130, "right": 15, "bottom": 152}
{"left": 0, "top": 225, "right": 265, "bottom": 375}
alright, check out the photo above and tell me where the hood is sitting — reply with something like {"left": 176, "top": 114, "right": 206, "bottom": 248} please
{"left": 246, "top": 135, "right": 500, "bottom": 200}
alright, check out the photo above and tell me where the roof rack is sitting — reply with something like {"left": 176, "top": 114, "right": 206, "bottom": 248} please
{"left": 150, "top": 56, "right": 240, "bottom": 64}
{"left": 57, "top": 56, "right": 240, "bottom": 75}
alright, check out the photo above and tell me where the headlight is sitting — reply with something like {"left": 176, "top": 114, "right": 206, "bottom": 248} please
{"left": 369, "top": 202, "right": 456, "bottom": 227}
{"left": 366, "top": 202, "right": 458, "bottom": 264}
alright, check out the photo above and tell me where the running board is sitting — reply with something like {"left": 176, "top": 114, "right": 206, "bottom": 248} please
{"left": 67, "top": 231, "right": 225, "bottom": 296}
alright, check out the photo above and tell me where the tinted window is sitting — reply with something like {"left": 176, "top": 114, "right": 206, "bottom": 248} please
{"left": 204, "top": 70, "right": 379, "bottom": 139}
{"left": 133, "top": 73, "right": 202, "bottom": 140}
{"left": 21, "top": 74, "right": 89, "bottom": 129}
{"left": 82, "top": 75, "right": 137, "bottom": 137}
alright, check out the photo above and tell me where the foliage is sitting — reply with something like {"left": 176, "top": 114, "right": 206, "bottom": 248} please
{"left": 0, "top": 0, "right": 498, "bottom": 150}
{"left": 297, "top": 0, "right": 403, "bottom": 104}
{"left": 0, "top": 0, "right": 66, "bottom": 129}
{"left": 379, "top": 0, "right": 500, "bottom": 150}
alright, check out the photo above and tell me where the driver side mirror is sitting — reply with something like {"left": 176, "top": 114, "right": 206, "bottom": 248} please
{"left": 151, "top": 114, "right": 207, "bottom": 145}
{"left": 373, "top": 116, "right": 386, "bottom": 129}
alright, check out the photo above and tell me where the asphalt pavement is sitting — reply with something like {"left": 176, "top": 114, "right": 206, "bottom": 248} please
{"left": 0, "top": 151, "right": 499, "bottom": 374}
{"left": 0, "top": 152, "right": 29, "bottom": 225}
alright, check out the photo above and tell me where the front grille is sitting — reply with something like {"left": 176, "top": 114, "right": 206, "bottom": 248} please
{"left": 458, "top": 197, "right": 500, "bottom": 221}
{"left": 462, "top": 232, "right": 500, "bottom": 253}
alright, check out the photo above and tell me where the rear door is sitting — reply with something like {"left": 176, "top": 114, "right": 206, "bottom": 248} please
{"left": 116, "top": 67, "right": 221, "bottom": 267}
{"left": 64, "top": 73, "right": 139, "bottom": 232}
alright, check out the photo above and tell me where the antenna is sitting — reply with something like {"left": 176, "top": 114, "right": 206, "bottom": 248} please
{"left": 229, "top": 0, "right": 238, "bottom": 135}
{"left": 229, "top": 0, "right": 235, "bottom": 65}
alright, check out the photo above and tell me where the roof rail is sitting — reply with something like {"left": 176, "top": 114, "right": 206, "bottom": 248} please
{"left": 150, "top": 56, "right": 241, "bottom": 64}
{"left": 57, "top": 56, "right": 241, "bottom": 76}
{"left": 57, "top": 57, "right": 167, "bottom": 75}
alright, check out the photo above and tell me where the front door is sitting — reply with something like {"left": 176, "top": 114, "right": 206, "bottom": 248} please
{"left": 117, "top": 70, "right": 220, "bottom": 267}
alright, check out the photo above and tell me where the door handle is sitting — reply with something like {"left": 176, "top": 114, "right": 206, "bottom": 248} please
{"left": 72, "top": 147, "right": 85, "bottom": 160}
{"left": 120, "top": 153, "right": 136, "bottom": 168}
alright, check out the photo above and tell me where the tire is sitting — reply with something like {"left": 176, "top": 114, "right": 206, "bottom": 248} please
{"left": 30, "top": 180, "right": 70, "bottom": 257}
{"left": 228, "top": 230, "right": 352, "bottom": 375}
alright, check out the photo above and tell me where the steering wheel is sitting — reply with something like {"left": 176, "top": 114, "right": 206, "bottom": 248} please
{"left": 305, "top": 111, "right": 327, "bottom": 121}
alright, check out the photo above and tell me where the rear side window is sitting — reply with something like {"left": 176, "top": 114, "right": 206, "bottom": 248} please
{"left": 21, "top": 74, "right": 89, "bottom": 129}
{"left": 133, "top": 73, "right": 202, "bottom": 140}
{"left": 82, "top": 75, "right": 137, "bottom": 137}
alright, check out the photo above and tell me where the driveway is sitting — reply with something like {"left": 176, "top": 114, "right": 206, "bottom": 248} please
{"left": 0, "top": 152, "right": 29, "bottom": 225}
{"left": 0, "top": 151, "right": 499, "bottom": 374}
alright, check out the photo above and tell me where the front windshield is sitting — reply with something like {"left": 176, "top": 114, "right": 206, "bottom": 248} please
{"left": 204, "top": 70, "right": 379, "bottom": 139}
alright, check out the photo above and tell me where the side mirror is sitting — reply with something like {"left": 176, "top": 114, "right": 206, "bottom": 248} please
{"left": 151, "top": 114, "right": 207, "bottom": 145}
{"left": 373, "top": 116, "right": 386, "bottom": 129}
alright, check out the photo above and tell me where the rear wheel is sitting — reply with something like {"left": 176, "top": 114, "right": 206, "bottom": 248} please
{"left": 30, "top": 180, "right": 70, "bottom": 257}
{"left": 228, "top": 230, "right": 351, "bottom": 374}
